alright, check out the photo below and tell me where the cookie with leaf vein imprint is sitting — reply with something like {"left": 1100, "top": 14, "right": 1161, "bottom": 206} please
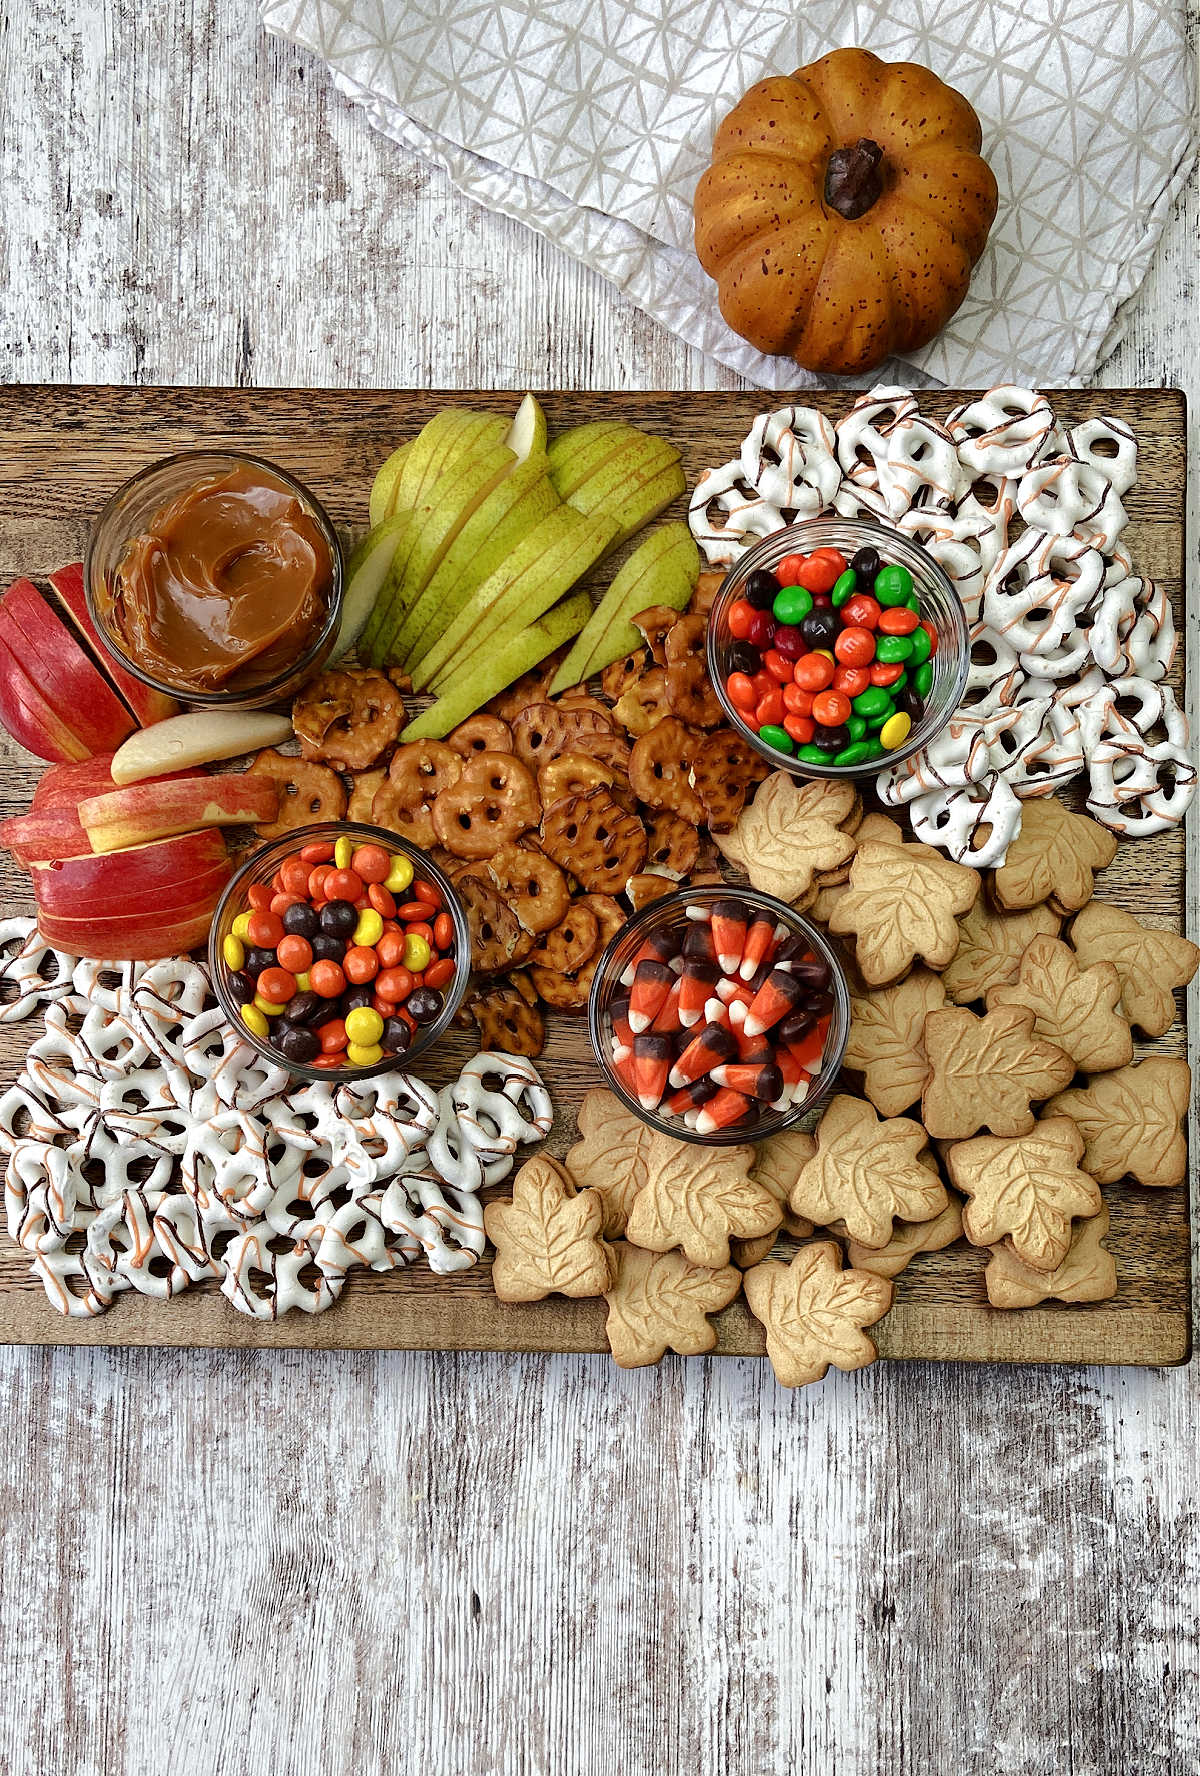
{"left": 985, "top": 1202, "right": 1116, "bottom": 1308}
{"left": 844, "top": 966, "right": 945, "bottom": 1117}
{"left": 743, "top": 1242, "right": 894, "bottom": 1389}
{"left": 484, "top": 1155, "right": 614, "bottom": 1303}
{"left": 990, "top": 797, "right": 1117, "bottom": 913}
{"left": 714, "top": 772, "right": 858, "bottom": 901}
{"left": 985, "top": 935, "right": 1132, "bottom": 1073}
{"left": 624, "top": 1135, "right": 781, "bottom": 1271}
{"left": 1068, "top": 903, "right": 1200, "bottom": 1038}
{"left": 921, "top": 1004, "right": 1075, "bottom": 1139}
{"left": 1045, "top": 1057, "right": 1191, "bottom": 1188}
{"left": 845, "top": 1192, "right": 965, "bottom": 1280}
{"left": 941, "top": 898, "right": 1061, "bottom": 1004}
{"left": 603, "top": 1241, "right": 742, "bottom": 1367}
{"left": 828, "top": 842, "right": 980, "bottom": 985}
{"left": 947, "top": 1117, "right": 1101, "bottom": 1273}
{"left": 789, "top": 1093, "right": 947, "bottom": 1249}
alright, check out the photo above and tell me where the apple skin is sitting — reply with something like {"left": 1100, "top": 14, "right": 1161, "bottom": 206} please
{"left": 0, "top": 805, "right": 93, "bottom": 867}
{"left": 29, "top": 829, "right": 229, "bottom": 918}
{"left": 45, "top": 563, "right": 179, "bottom": 727}
{"left": 77, "top": 773, "right": 279, "bottom": 853}
{"left": 0, "top": 578, "right": 136, "bottom": 755}
{"left": 35, "top": 902, "right": 222, "bottom": 962}
{"left": 32, "top": 755, "right": 120, "bottom": 809}
{"left": 0, "top": 631, "right": 93, "bottom": 762}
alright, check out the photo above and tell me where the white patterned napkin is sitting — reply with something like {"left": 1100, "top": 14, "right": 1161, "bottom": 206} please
{"left": 261, "top": 0, "right": 1196, "bottom": 389}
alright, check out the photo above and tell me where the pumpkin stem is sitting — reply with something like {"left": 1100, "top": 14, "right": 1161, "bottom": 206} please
{"left": 824, "top": 139, "right": 884, "bottom": 219}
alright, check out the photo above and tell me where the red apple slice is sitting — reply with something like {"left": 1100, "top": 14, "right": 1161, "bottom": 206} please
{"left": 32, "top": 755, "right": 120, "bottom": 809}
{"left": 45, "top": 563, "right": 179, "bottom": 728}
{"left": 0, "top": 805, "right": 93, "bottom": 867}
{"left": 0, "top": 633, "right": 93, "bottom": 762}
{"left": 33, "top": 859, "right": 232, "bottom": 922}
{"left": 29, "top": 830, "right": 229, "bottom": 918}
{"left": 77, "top": 773, "right": 279, "bottom": 853}
{"left": 0, "top": 579, "right": 135, "bottom": 754}
{"left": 35, "top": 902, "right": 222, "bottom": 962}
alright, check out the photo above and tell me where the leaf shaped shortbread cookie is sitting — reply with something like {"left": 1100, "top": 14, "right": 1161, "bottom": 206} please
{"left": 846, "top": 1194, "right": 965, "bottom": 1280}
{"left": 942, "top": 898, "right": 1061, "bottom": 1004}
{"left": 809, "top": 812, "right": 903, "bottom": 926}
{"left": 844, "top": 966, "right": 945, "bottom": 1116}
{"left": 1046, "top": 1057, "right": 1191, "bottom": 1187}
{"left": 750, "top": 1128, "right": 816, "bottom": 1238}
{"left": 991, "top": 798, "right": 1117, "bottom": 912}
{"left": 985, "top": 1203, "right": 1116, "bottom": 1308}
{"left": 1070, "top": 903, "right": 1200, "bottom": 1037}
{"left": 604, "top": 1241, "right": 742, "bottom": 1367}
{"left": 625, "top": 1136, "right": 780, "bottom": 1269}
{"left": 715, "top": 772, "right": 857, "bottom": 900}
{"left": 986, "top": 935, "right": 1132, "bottom": 1072}
{"left": 743, "top": 1242, "right": 893, "bottom": 1388}
{"left": 828, "top": 842, "right": 980, "bottom": 984}
{"left": 947, "top": 1117, "right": 1101, "bottom": 1271}
{"left": 921, "top": 1004, "right": 1075, "bottom": 1138}
{"left": 789, "top": 1094, "right": 947, "bottom": 1248}
{"left": 565, "top": 1088, "right": 660, "bottom": 1236}
{"left": 484, "top": 1156, "right": 613, "bottom": 1302}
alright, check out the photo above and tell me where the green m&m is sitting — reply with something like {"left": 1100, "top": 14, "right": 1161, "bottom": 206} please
{"left": 873, "top": 563, "right": 914, "bottom": 607}
{"left": 758, "top": 723, "right": 794, "bottom": 754}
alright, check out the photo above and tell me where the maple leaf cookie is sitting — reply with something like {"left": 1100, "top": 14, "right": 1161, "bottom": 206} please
{"left": 828, "top": 842, "right": 980, "bottom": 985}
{"left": 986, "top": 934, "right": 1132, "bottom": 1072}
{"left": 789, "top": 1093, "right": 947, "bottom": 1248}
{"left": 1045, "top": 1057, "right": 1191, "bottom": 1188}
{"left": 1069, "top": 903, "right": 1200, "bottom": 1038}
{"left": 947, "top": 1117, "right": 1101, "bottom": 1272}
{"left": 743, "top": 1242, "right": 893, "bottom": 1388}
{"left": 921, "top": 1004, "right": 1075, "bottom": 1138}
{"left": 603, "top": 1241, "right": 742, "bottom": 1367}
{"left": 484, "top": 1155, "right": 614, "bottom": 1303}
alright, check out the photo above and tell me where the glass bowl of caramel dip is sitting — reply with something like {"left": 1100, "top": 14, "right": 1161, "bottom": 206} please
{"left": 85, "top": 451, "right": 343, "bottom": 709}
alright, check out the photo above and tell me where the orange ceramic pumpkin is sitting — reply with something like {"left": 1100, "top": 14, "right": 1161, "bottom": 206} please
{"left": 693, "top": 48, "right": 998, "bottom": 375}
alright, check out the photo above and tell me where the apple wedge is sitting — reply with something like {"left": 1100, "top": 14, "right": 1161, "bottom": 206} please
{"left": 0, "top": 631, "right": 93, "bottom": 761}
{"left": 0, "top": 805, "right": 94, "bottom": 867}
{"left": 366, "top": 441, "right": 517, "bottom": 665}
{"left": 368, "top": 440, "right": 413, "bottom": 527}
{"left": 415, "top": 507, "right": 616, "bottom": 693}
{"left": 109, "top": 710, "right": 293, "bottom": 784}
{"left": 396, "top": 456, "right": 560, "bottom": 670}
{"left": 31, "top": 829, "right": 229, "bottom": 917}
{"left": 0, "top": 579, "right": 136, "bottom": 753}
{"left": 401, "top": 592, "right": 592, "bottom": 742}
{"left": 35, "top": 902, "right": 224, "bottom": 962}
{"left": 78, "top": 773, "right": 279, "bottom": 853}
{"left": 44, "top": 563, "right": 179, "bottom": 726}
{"left": 549, "top": 522, "right": 699, "bottom": 694}
{"left": 330, "top": 513, "right": 414, "bottom": 662}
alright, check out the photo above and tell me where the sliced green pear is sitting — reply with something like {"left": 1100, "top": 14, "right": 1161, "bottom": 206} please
{"left": 548, "top": 522, "right": 698, "bottom": 694}
{"left": 546, "top": 421, "right": 632, "bottom": 497}
{"left": 331, "top": 514, "right": 414, "bottom": 661}
{"left": 369, "top": 442, "right": 517, "bottom": 664}
{"left": 415, "top": 506, "right": 616, "bottom": 693}
{"left": 396, "top": 410, "right": 508, "bottom": 515}
{"left": 368, "top": 441, "right": 413, "bottom": 528}
{"left": 505, "top": 393, "right": 547, "bottom": 463}
{"left": 395, "top": 454, "right": 557, "bottom": 669}
{"left": 566, "top": 444, "right": 685, "bottom": 549}
{"left": 402, "top": 593, "right": 592, "bottom": 742}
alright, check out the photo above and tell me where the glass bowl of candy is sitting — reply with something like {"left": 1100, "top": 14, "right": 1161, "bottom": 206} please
{"left": 209, "top": 821, "right": 470, "bottom": 1081}
{"left": 706, "top": 518, "right": 968, "bottom": 779}
{"left": 588, "top": 883, "right": 849, "bottom": 1146}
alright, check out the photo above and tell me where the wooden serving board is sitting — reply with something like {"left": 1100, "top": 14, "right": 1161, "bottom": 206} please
{"left": 0, "top": 385, "right": 1190, "bottom": 1363}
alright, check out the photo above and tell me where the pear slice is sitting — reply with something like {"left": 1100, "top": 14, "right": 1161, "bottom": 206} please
{"left": 565, "top": 444, "right": 685, "bottom": 550}
{"left": 368, "top": 441, "right": 413, "bottom": 528}
{"left": 368, "top": 442, "right": 517, "bottom": 664}
{"left": 548, "top": 522, "right": 698, "bottom": 694}
{"left": 402, "top": 593, "right": 591, "bottom": 742}
{"left": 545, "top": 421, "right": 635, "bottom": 496}
{"left": 505, "top": 393, "right": 547, "bottom": 462}
{"left": 331, "top": 514, "right": 415, "bottom": 662}
{"left": 395, "top": 454, "right": 558, "bottom": 669}
{"left": 414, "top": 506, "right": 616, "bottom": 692}
{"left": 395, "top": 410, "right": 507, "bottom": 514}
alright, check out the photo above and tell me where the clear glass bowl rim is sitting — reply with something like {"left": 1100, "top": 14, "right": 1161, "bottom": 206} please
{"left": 207, "top": 820, "right": 471, "bottom": 1083}
{"left": 587, "top": 881, "right": 850, "bottom": 1146}
{"left": 84, "top": 447, "right": 345, "bottom": 708}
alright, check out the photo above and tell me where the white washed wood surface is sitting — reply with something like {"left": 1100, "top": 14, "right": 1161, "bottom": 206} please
{"left": 0, "top": 5, "right": 1197, "bottom": 1772}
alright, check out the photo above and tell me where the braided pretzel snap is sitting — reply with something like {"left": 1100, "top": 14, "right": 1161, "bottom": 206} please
{"left": 0, "top": 919, "right": 76, "bottom": 1023}
{"left": 432, "top": 751, "right": 540, "bottom": 859}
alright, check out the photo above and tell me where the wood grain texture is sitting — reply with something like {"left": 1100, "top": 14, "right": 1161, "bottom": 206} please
{"left": 0, "top": 5, "right": 1197, "bottom": 1774}
{"left": 0, "top": 382, "right": 1188, "bottom": 1366}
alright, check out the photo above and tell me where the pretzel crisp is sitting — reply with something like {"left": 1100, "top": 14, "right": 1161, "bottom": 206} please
{"left": 446, "top": 714, "right": 513, "bottom": 759}
{"left": 614, "top": 668, "right": 674, "bottom": 737}
{"left": 538, "top": 752, "right": 628, "bottom": 811}
{"left": 629, "top": 717, "right": 705, "bottom": 824}
{"left": 512, "top": 702, "right": 628, "bottom": 774}
{"left": 528, "top": 902, "right": 601, "bottom": 974}
{"left": 664, "top": 613, "right": 724, "bottom": 729}
{"left": 468, "top": 980, "right": 546, "bottom": 1058}
{"left": 246, "top": 750, "right": 348, "bottom": 838}
{"left": 293, "top": 667, "right": 405, "bottom": 770}
{"left": 431, "top": 751, "right": 541, "bottom": 859}
{"left": 600, "top": 646, "right": 650, "bottom": 701}
{"left": 475, "top": 841, "right": 570, "bottom": 935}
{"left": 456, "top": 874, "right": 525, "bottom": 973}
{"left": 688, "top": 728, "right": 770, "bottom": 833}
{"left": 539, "top": 787, "right": 648, "bottom": 894}
{"left": 632, "top": 605, "right": 682, "bottom": 663}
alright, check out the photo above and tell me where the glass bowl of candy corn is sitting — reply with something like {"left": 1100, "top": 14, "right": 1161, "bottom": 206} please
{"left": 209, "top": 822, "right": 470, "bottom": 1081}
{"left": 588, "top": 884, "right": 850, "bottom": 1145}
{"left": 706, "top": 518, "right": 969, "bottom": 778}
